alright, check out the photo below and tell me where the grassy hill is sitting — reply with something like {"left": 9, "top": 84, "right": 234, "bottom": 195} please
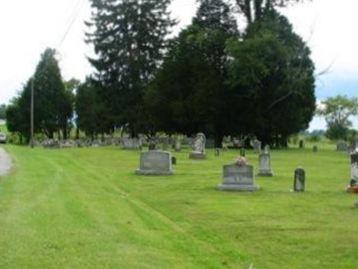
{"left": 0, "top": 145, "right": 357, "bottom": 268}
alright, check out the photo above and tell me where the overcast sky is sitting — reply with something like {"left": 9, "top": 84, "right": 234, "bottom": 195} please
{"left": 0, "top": 0, "right": 357, "bottom": 129}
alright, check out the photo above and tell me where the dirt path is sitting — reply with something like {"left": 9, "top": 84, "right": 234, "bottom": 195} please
{"left": 0, "top": 147, "right": 12, "bottom": 176}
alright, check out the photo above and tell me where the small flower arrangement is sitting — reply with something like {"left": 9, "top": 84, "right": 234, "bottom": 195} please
{"left": 235, "top": 156, "right": 248, "bottom": 166}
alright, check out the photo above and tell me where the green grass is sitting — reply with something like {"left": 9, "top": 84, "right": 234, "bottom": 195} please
{"left": 0, "top": 145, "right": 357, "bottom": 269}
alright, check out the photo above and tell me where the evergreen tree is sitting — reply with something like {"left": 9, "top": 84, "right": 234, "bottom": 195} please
{"left": 32, "top": 48, "right": 69, "bottom": 138}
{"left": 86, "top": 0, "right": 175, "bottom": 136}
{"left": 194, "top": 0, "right": 238, "bottom": 34}
{"left": 145, "top": 0, "right": 238, "bottom": 146}
{"left": 227, "top": 10, "right": 316, "bottom": 146}
{"left": 6, "top": 48, "right": 71, "bottom": 141}
{"left": 75, "top": 78, "right": 102, "bottom": 139}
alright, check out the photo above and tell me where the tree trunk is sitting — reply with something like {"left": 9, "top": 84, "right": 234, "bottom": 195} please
{"left": 76, "top": 128, "right": 80, "bottom": 139}
{"left": 63, "top": 125, "right": 68, "bottom": 140}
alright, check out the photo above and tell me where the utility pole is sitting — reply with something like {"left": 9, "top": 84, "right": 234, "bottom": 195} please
{"left": 30, "top": 78, "right": 34, "bottom": 148}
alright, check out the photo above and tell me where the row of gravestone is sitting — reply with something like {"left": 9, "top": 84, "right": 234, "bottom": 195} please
{"left": 135, "top": 133, "right": 358, "bottom": 195}
{"left": 135, "top": 133, "right": 306, "bottom": 192}
{"left": 134, "top": 149, "right": 306, "bottom": 192}
{"left": 40, "top": 138, "right": 122, "bottom": 149}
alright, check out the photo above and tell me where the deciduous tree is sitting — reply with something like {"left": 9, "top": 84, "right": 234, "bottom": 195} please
{"left": 317, "top": 95, "right": 358, "bottom": 140}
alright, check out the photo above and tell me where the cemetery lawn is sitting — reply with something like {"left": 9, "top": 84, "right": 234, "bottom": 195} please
{"left": 0, "top": 145, "right": 357, "bottom": 269}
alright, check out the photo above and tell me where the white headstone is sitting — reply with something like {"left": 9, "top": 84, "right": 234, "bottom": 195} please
{"left": 257, "top": 152, "right": 273, "bottom": 177}
{"left": 189, "top": 133, "right": 206, "bottom": 159}
{"left": 121, "top": 138, "right": 141, "bottom": 150}
{"left": 174, "top": 138, "right": 181, "bottom": 152}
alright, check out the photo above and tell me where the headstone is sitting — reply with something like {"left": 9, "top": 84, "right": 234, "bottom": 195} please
{"left": 257, "top": 152, "right": 273, "bottom": 177}
{"left": 215, "top": 148, "right": 220, "bottom": 156}
{"left": 171, "top": 156, "right": 177, "bottom": 165}
{"left": 347, "top": 151, "right": 358, "bottom": 193}
{"left": 174, "top": 138, "right": 181, "bottom": 152}
{"left": 60, "top": 140, "right": 76, "bottom": 148}
{"left": 336, "top": 141, "right": 348, "bottom": 152}
{"left": 189, "top": 133, "right": 206, "bottom": 160}
{"left": 264, "top": 145, "right": 270, "bottom": 153}
{"left": 184, "top": 137, "right": 194, "bottom": 147}
{"left": 91, "top": 139, "right": 102, "bottom": 147}
{"left": 121, "top": 138, "right": 141, "bottom": 150}
{"left": 252, "top": 139, "right": 262, "bottom": 153}
{"left": 218, "top": 164, "right": 260, "bottom": 192}
{"left": 42, "top": 139, "right": 60, "bottom": 149}
{"left": 313, "top": 145, "right": 318, "bottom": 153}
{"left": 232, "top": 138, "right": 242, "bottom": 149}
{"left": 136, "top": 151, "right": 173, "bottom": 175}
{"left": 299, "top": 140, "right": 304, "bottom": 149}
{"left": 294, "top": 168, "right": 305, "bottom": 192}
{"left": 240, "top": 148, "right": 246, "bottom": 157}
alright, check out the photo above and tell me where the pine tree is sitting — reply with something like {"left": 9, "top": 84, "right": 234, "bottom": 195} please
{"left": 86, "top": 0, "right": 175, "bottom": 136}
{"left": 6, "top": 48, "right": 70, "bottom": 141}
{"left": 32, "top": 49, "right": 69, "bottom": 139}
{"left": 194, "top": 0, "right": 238, "bottom": 34}
{"left": 146, "top": 0, "right": 239, "bottom": 146}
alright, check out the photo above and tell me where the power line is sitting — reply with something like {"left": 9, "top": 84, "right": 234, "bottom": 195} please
{"left": 58, "top": 0, "right": 86, "bottom": 48}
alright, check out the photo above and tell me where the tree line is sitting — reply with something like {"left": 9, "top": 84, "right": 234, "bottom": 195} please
{"left": 6, "top": 0, "right": 316, "bottom": 147}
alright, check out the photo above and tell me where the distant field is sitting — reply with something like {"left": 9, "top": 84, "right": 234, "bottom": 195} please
{"left": 0, "top": 145, "right": 357, "bottom": 269}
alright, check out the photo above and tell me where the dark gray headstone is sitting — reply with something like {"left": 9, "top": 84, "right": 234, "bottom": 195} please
{"left": 294, "top": 168, "right": 305, "bottom": 192}
{"left": 218, "top": 164, "right": 260, "bottom": 192}
{"left": 240, "top": 148, "right": 246, "bottom": 157}
{"left": 171, "top": 156, "right": 177, "bottom": 165}
{"left": 299, "top": 140, "right": 304, "bottom": 149}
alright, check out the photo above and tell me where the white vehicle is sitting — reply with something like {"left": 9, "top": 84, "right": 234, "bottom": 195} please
{"left": 0, "top": 132, "right": 6, "bottom": 144}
